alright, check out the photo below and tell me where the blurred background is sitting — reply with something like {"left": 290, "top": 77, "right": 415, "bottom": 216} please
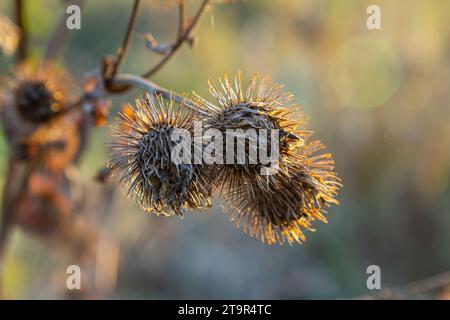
{"left": 0, "top": 0, "right": 449, "bottom": 299}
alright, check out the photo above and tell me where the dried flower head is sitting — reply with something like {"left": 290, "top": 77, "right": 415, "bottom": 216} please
{"left": 1, "top": 61, "right": 75, "bottom": 124}
{"left": 108, "top": 94, "right": 211, "bottom": 216}
{"left": 0, "top": 61, "right": 78, "bottom": 161}
{"left": 194, "top": 72, "right": 341, "bottom": 244}
{"left": 194, "top": 71, "right": 304, "bottom": 192}
{"left": 225, "top": 141, "right": 341, "bottom": 245}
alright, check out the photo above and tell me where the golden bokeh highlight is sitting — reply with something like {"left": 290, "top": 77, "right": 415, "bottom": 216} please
{"left": 329, "top": 36, "right": 401, "bottom": 108}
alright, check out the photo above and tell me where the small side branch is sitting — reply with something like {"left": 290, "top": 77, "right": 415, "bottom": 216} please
{"left": 58, "top": 73, "right": 206, "bottom": 119}
{"left": 109, "top": 0, "right": 142, "bottom": 78}
{"left": 141, "top": 0, "right": 211, "bottom": 79}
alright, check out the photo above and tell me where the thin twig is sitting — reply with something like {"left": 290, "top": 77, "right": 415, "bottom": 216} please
{"left": 54, "top": 97, "right": 84, "bottom": 118}
{"left": 109, "top": 0, "right": 142, "bottom": 78}
{"left": 0, "top": 158, "right": 19, "bottom": 262}
{"left": 45, "top": 0, "right": 84, "bottom": 61}
{"left": 57, "top": 73, "right": 206, "bottom": 119}
{"left": 111, "top": 74, "right": 206, "bottom": 115}
{"left": 14, "top": 0, "right": 27, "bottom": 64}
{"left": 141, "top": 0, "right": 211, "bottom": 79}
{"left": 177, "top": 0, "right": 185, "bottom": 38}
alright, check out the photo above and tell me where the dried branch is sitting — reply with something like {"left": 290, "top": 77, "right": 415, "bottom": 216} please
{"left": 177, "top": 0, "right": 186, "bottom": 38}
{"left": 57, "top": 73, "right": 205, "bottom": 122}
{"left": 144, "top": 33, "right": 172, "bottom": 55}
{"left": 109, "top": 74, "right": 206, "bottom": 115}
{"left": 109, "top": 0, "right": 142, "bottom": 79}
{"left": 141, "top": 0, "right": 211, "bottom": 79}
{"left": 14, "top": 0, "right": 27, "bottom": 64}
{"left": 144, "top": 1, "right": 189, "bottom": 56}
{"left": 0, "top": 159, "right": 18, "bottom": 259}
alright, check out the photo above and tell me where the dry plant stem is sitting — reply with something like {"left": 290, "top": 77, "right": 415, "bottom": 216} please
{"left": 110, "top": 0, "right": 142, "bottom": 78}
{"left": 14, "top": 0, "right": 27, "bottom": 64}
{"left": 57, "top": 75, "right": 204, "bottom": 119}
{"left": 44, "top": 0, "right": 84, "bottom": 60}
{"left": 0, "top": 158, "right": 18, "bottom": 258}
{"left": 141, "top": 0, "right": 211, "bottom": 78}
{"left": 177, "top": 1, "right": 185, "bottom": 38}
{"left": 111, "top": 74, "right": 207, "bottom": 115}
{"left": 0, "top": 157, "right": 38, "bottom": 298}
{"left": 0, "top": 159, "right": 16, "bottom": 298}
{"left": 0, "top": 160, "right": 31, "bottom": 253}
{"left": 0, "top": 0, "right": 27, "bottom": 297}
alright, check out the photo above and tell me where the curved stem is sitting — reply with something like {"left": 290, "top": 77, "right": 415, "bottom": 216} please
{"left": 110, "top": 0, "right": 141, "bottom": 78}
{"left": 111, "top": 74, "right": 207, "bottom": 115}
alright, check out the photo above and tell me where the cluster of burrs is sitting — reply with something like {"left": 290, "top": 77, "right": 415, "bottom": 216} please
{"left": 108, "top": 72, "right": 341, "bottom": 245}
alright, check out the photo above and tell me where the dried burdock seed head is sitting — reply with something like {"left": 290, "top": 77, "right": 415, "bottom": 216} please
{"left": 194, "top": 71, "right": 305, "bottom": 192}
{"left": 3, "top": 61, "right": 75, "bottom": 123}
{"left": 194, "top": 71, "right": 341, "bottom": 245}
{"left": 15, "top": 80, "right": 57, "bottom": 122}
{"left": 225, "top": 140, "right": 341, "bottom": 245}
{"left": 0, "top": 61, "right": 78, "bottom": 160}
{"left": 108, "top": 93, "right": 211, "bottom": 216}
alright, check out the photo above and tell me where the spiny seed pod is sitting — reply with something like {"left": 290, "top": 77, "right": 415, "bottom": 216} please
{"left": 194, "top": 72, "right": 341, "bottom": 244}
{"left": 193, "top": 71, "right": 304, "bottom": 192}
{"left": 0, "top": 61, "right": 78, "bottom": 160}
{"left": 5, "top": 61, "right": 74, "bottom": 123}
{"left": 225, "top": 141, "right": 341, "bottom": 245}
{"left": 108, "top": 94, "right": 212, "bottom": 216}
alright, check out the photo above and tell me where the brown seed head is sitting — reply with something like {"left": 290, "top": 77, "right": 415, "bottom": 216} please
{"left": 194, "top": 72, "right": 305, "bottom": 191}
{"left": 225, "top": 141, "right": 341, "bottom": 245}
{"left": 0, "top": 61, "right": 79, "bottom": 162}
{"left": 195, "top": 72, "right": 341, "bottom": 244}
{"left": 108, "top": 94, "right": 211, "bottom": 216}
{"left": 6, "top": 62, "right": 74, "bottom": 123}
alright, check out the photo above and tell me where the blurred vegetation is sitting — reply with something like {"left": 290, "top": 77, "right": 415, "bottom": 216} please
{"left": 0, "top": 0, "right": 449, "bottom": 299}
